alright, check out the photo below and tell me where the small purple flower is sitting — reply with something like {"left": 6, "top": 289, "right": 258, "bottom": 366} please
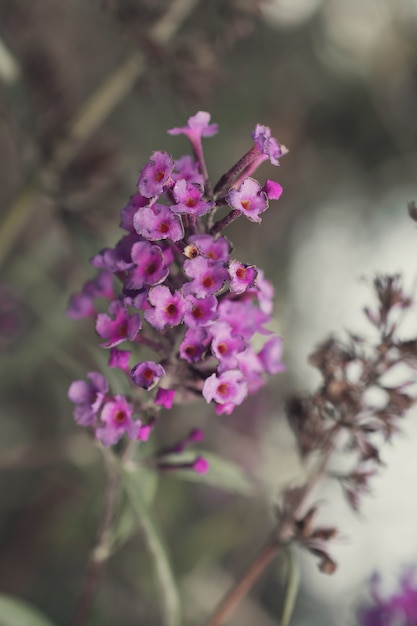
{"left": 171, "top": 179, "right": 213, "bottom": 216}
{"left": 189, "top": 234, "right": 230, "bottom": 263}
{"left": 96, "top": 300, "right": 141, "bottom": 348}
{"left": 262, "top": 179, "right": 283, "bottom": 201}
{"left": 68, "top": 372, "right": 108, "bottom": 426}
{"left": 229, "top": 260, "right": 257, "bottom": 294}
{"left": 218, "top": 298, "right": 269, "bottom": 340}
{"left": 180, "top": 327, "right": 209, "bottom": 363}
{"left": 67, "top": 292, "right": 96, "bottom": 320}
{"left": 193, "top": 456, "right": 209, "bottom": 474}
{"left": 155, "top": 388, "right": 176, "bottom": 409}
{"left": 131, "top": 360, "right": 166, "bottom": 390}
{"left": 134, "top": 203, "right": 184, "bottom": 242}
{"left": 183, "top": 256, "right": 228, "bottom": 297}
{"left": 125, "top": 241, "right": 169, "bottom": 290}
{"left": 109, "top": 348, "right": 130, "bottom": 371}
{"left": 358, "top": 571, "right": 417, "bottom": 626}
{"left": 253, "top": 269, "right": 275, "bottom": 314}
{"left": 251, "top": 124, "right": 288, "bottom": 166}
{"left": 210, "top": 322, "right": 245, "bottom": 366}
{"left": 120, "top": 192, "right": 149, "bottom": 232}
{"left": 91, "top": 234, "right": 137, "bottom": 273}
{"left": 172, "top": 155, "right": 204, "bottom": 185}
{"left": 137, "top": 151, "right": 174, "bottom": 198}
{"left": 258, "top": 336, "right": 285, "bottom": 374}
{"left": 184, "top": 294, "right": 218, "bottom": 328}
{"left": 145, "top": 285, "right": 189, "bottom": 330}
{"left": 168, "top": 111, "right": 218, "bottom": 140}
{"left": 203, "top": 370, "right": 248, "bottom": 408}
{"left": 227, "top": 178, "right": 268, "bottom": 223}
{"left": 96, "top": 395, "right": 140, "bottom": 447}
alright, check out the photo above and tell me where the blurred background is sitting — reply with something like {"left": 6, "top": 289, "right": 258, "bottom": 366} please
{"left": 1, "top": 0, "right": 417, "bottom": 624}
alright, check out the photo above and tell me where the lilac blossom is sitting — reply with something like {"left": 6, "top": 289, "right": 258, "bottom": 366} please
{"left": 126, "top": 241, "right": 168, "bottom": 290}
{"left": 203, "top": 370, "right": 248, "bottom": 410}
{"left": 168, "top": 111, "right": 218, "bottom": 141}
{"left": 183, "top": 256, "right": 228, "bottom": 297}
{"left": 145, "top": 285, "right": 188, "bottom": 330}
{"left": 68, "top": 372, "right": 108, "bottom": 426}
{"left": 251, "top": 124, "right": 288, "bottom": 166}
{"left": 171, "top": 179, "right": 213, "bottom": 216}
{"left": 229, "top": 260, "right": 257, "bottom": 294}
{"left": 358, "top": 571, "right": 417, "bottom": 626}
{"left": 96, "top": 395, "right": 140, "bottom": 447}
{"left": 131, "top": 361, "right": 166, "bottom": 390}
{"left": 134, "top": 203, "right": 184, "bottom": 242}
{"left": 137, "top": 151, "right": 174, "bottom": 198}
{"left": 227, "top": 177, "right": 268, "bottom": 223}
{"left": 96, "top": 300, "right": 141, "bottom": 348}
{"left": 67, "top": 111, "right": 286, "bottom": 449}
{"left": 180, "top": 327, "right": 209, "bottom": 363}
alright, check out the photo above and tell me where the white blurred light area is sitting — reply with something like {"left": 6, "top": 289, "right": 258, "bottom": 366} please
{"left": 286, "top": 187, "right": 417, "bottom": 623}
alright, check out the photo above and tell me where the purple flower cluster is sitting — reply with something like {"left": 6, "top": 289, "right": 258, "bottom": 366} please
{"left": 67, "top": 111, "right": 286, "bottom": 455}
{"left": 358, "top": 571, "right": 417, "bottom": 626}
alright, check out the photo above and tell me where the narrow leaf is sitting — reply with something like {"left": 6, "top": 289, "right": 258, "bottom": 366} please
{"left": 161, "top": 451, "right": 254, "bottom": 496}
{"left": 0, "top": 595, "right": 57, "bottom": 626}
{"left": 280, "top": 547, "right": 300, "bottom": 626}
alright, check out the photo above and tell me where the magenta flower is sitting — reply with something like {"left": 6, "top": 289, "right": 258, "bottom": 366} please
{"left": 131, "top": 361, "right": 166, "bottom": 390}
{"left": 68, "top": 372, "right": 108, "bottom": 426}
{"left": 171, "top": 179, "right": 213, "bottom": 216}
{"left": 144, "top": 285, "right": 188, "bottom": 330}
{"left": 183, "top": 256, "right": 228, "bottom": 297}
{"left": 108, "top": 348, "right": 130, "bottom": 371}
{"left": 228, "top": 260, "right": 257, "bottom": 294}
{"left": 217, "top": 298, "right": 269, "bottom": 340}
{"left": 125, "top": 241, "right": 169, "bottom": 290}
{"left": 251, "top": 124, "right": 288, "bottom": 166}
{"left": 263, "top": 179, "right": 283, "bottom": 201}
{"left": 96, "top": 300, "right": 141, "bottom": 348}
{"left": 180, "top": 327, "right": 209, "bottom": 363}
{"left": 203, "top": 370, "right": 248, "bottom": 410}
{"left": 172, "top": 155, "right": 204, "bottom": 185}
{"left": 96, "top": 395, "right": 140, "bottom": 447}
{"left": 168, "top": 111, "right": 218, "bottom": 141}
{"left": 120, "top": 192, "right": 149, "bottom": 232}
{"left": 91, "top": 234, "right": 137, "bottom": 273}
{"left": 183, "top": 294, "right": 218, "bottom": 328}
{"left": 134, "top": 203, "right": 184, "bottom": 242}
{"left": 210, "top": 322, "right": 245, "bottom": 366}
{"left": 258, "top": 336, "right": 285, "bottom": 374}
{"left": 227, "top": 178, "right": 268, "bottom": 223}
{"left": 137, "top": 151, "right": 174, "bottom": 198}
{"left": 193, "top": 457, "right": 209, "bottom": 474}
{"left": 155, "top": 388, "right": 176, "bottom": 409}
{"left": 189, "top": 234, "right": 230, "bottom": 263}
{"left": 358, "top": 571, "right": 417, "bottom": 626}
{"left": 67, "top": 292, "right": 96, "bottom": 320}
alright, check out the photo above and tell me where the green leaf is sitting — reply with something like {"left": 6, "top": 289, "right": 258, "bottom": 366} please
{"left": 117, "top": 461, "right": 181, "bottom": 626}
{"left": 0, "top": 595, "right": 57, "bottom": 626}
{"left": 162, "top": 451, "right": 254, "bottom": 496}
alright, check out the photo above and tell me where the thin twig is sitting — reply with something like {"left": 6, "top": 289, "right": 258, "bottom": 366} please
{"left": 202, "top": 427, "right": 342, "bottom": 626}
{"left": 0, "top": 0, "right": 200, "bottom": 267}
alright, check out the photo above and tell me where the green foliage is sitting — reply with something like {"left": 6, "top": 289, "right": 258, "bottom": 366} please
{"left": 0, "top": 595, "right": 57, "bottom": 626}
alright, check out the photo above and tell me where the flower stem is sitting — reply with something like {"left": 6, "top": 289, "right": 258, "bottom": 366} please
{"left": 203, "top": 537, "right": 281, "bottom": 626}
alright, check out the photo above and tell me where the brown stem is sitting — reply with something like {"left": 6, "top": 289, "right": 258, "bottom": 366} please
{"left": 71, "top": 450, "right": 119, "bottom": 626}
{"left": 202, "top": 425, "right": 342, "bottom": 626}
{"left": 203, "top": 538, "right": 281, "bottom": 626}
